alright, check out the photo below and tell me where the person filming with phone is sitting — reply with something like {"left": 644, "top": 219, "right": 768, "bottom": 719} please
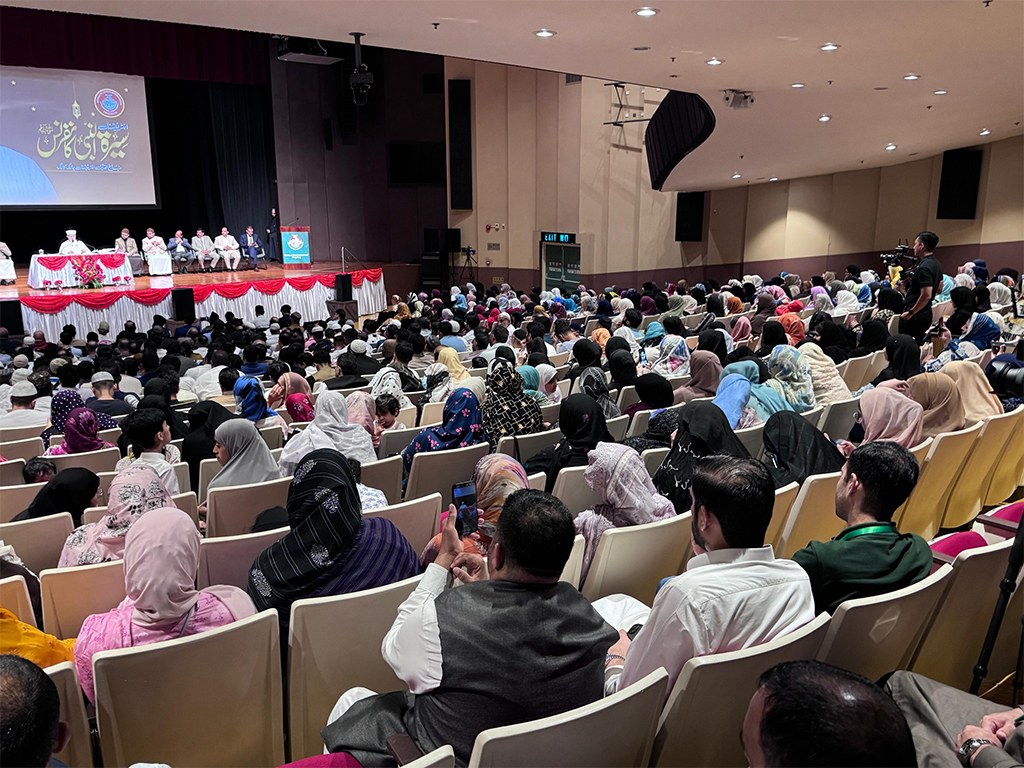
{"left": 899, "top": 231, "right": 943, "bottom": 344}
{"left": 320, "top": 489, "right": 617, "bottom": 767}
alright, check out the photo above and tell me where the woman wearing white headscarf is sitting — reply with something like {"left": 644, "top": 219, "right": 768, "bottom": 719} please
{"left": 831, "top": 290, "right": 861, "bottom": 316}
{"left": 988, "top": 281, "right": 1012, "bottom": 307}
{"left": 953, "top": 273, "right": 975, "bottom": 289}
{"left": 278, "top": 390, "right": 377, "bottom": 476}
{"left": 208, "top": 420, "right": 281, "bottom": 492}
{"left": 369, "top": 367, "right": 413, "bottom": 410}
{"left": 535, "top": 363, "right": 562, "bottom": 404}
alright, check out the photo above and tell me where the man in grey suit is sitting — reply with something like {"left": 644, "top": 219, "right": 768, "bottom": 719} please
{"left": 191, "top": 228, "right": 215, "bottom": 273}
{"left": 115, "top": 228, "right": 142, "bottom": 275}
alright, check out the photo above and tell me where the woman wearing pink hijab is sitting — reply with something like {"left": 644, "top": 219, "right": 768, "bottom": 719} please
{"left": 286, "top": 393, "right": 315, "bottom": 422}
{"left": 267, "top": 372, "right": 313, "bottom": 410}
{"left": 42, "top": 407, "right": 114, "bottom": 456}
{"left": 835, "top": 386, "right": 923, "bottom": 457}
{"left": 73, "top": 507, "right": 256, "bottom": 702}
{"left": 58, "top": 465, "right": 173, "bottom": 567}
{"left": 730, "top": 316, "right": 752, "bottom": 343}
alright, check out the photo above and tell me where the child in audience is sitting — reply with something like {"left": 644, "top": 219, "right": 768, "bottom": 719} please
{"left": 347, "top": 457, "right": 388, "bottom": 512}
{"left": 373, "top": 393, "right": 406, "bottom": 449}
{"left": 116, "top": 407, "right": 180, "bottom": 494}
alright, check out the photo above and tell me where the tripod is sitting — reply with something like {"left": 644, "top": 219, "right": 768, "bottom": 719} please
{"left": 970, "top": 508, "right": 1024, "bottom": 704}
{"left": 452, "top": 246, "right": 477, "bottom": 288}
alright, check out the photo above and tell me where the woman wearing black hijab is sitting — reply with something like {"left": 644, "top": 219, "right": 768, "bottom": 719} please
{"left": 11, "top": 468, "right": 100, "bottom": 527}
{"left": 568, "top": 338, "right": 602, "bottom": 386}
{"left": 762, "top": 411, "right": 845, "bottom": 487}
{"left": 697, "top": 329, "right": 729, "bottom": 365}
{"left": 705, "top": 293, "right": 726, "bottom": 318}
{"left": 689, "top": 287, "right": 706, "bottom": 307}
{"left": 608, "top": 349, "right": 638, "bottom": 391}
{"left": 847, "top": 320, "right": 890, "bottom": 359}
{"left": 874, "top": 287, "right": 905, "bottom": 317}
{"left": 524, "top": 394, "right": 614, "bottom": 492}
{"left": 602, "top": 337, "right": 632, "bottom": 372}
{"left": 624, "top": 373, "right": 675, "bottom": 418}
{"left": 140, "top": 380, "right": 189, "bottom": 438}
{"left": 871, "top": 334, "right": 922, "bottom": 385}
{"left": 757, "top": 321, "right": 788, "bottom": 357}
{"left": 810, "top": 320, "right": 856, "bottom": 365}
{"left": 973, "top": 285, "right": 992, "bottom": 313}
{"left": 950, "top": 286, "right": 975, "bottom": 312}
{"left": 181, "top": 401, "right": 238, "bottom": 491}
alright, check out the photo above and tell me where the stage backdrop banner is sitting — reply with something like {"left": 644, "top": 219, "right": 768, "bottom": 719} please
{"left": 280, "top": 226, "right": 311, "bottom": 265}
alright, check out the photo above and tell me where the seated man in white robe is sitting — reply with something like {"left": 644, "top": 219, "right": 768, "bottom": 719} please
{"left": 141, "top": 228, "right": 172, "bottom": 275}
{"left": 0, "top": 241, "right": 14, "bottom": 284}
{"left": 213, "top": 227, "right": 240, "bottom": 271}
{"left": 58, "top": 229, "right": 89, "bottom": 256}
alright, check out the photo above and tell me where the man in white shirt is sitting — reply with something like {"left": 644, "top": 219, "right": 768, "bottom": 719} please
{"left": 0, "top": 381, "right": 48, "bottom": 428}
{"left": 597, "top": 454, "right": 815, "bottom": 696}
{"left": 213, "top": 227, "right": 240, "bottom": 271}
{"left": 191, "top": 227, "right": 215, "bottom": 272}
{"left": 167, "top": 230, "right": 195, "bottom": 274}
{"left": 321, "top": 489, "right": 617, "bottom": 766}
{"left": 57, "top": 229, "right": 89, "bottom": 255}
{"left": 194, "top": 349, "right": 231, "bottom": 400}
{"left": 121, "top": 408, "right": 179, "bottom": 494}
{"left": 141, "top": 228, "right": 171, "bottom": 275}
{"left": 115, "top": 227, "right": 142, "bottom": 275}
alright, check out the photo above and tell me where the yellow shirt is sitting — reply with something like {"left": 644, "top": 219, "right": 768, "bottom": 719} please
{"left": 0, "top": 607, "right": 75, "bottom": 668}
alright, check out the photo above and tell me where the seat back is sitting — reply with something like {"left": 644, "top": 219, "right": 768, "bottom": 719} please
{"left": 0, "top": 481, "right": 46, "bottom": 522}
{"left": 363, "top": 493, "right": 443, "bottom": 554}
{"left": 527, "top": 472, "right": 546, "bottom": 490}
{"left": 559, "top": 534, "right": 586, "bottom": 588}
{"left": 46, "top": 662, "right": 94, "bottom": 768}
{"left": 543, "top": 399, "right": 563, "bottom": 422}
{"left": 0, "top": 424, "right": 46, "bottom": 443}
{"left": 361, "top": 455, "right": 404, "bottom": 506}
{"left": 734, "top": 423, "right": 764, "bottom": 458}
{"left": 0, "top": 437, "right": 43, "bottom": 463}
{"left": 0, "top": 513, "right": 73, "bottom": 575}
{"left": 420, "top": 400, "right": 446, "bottom": 426}
{"left": 616, "top": 385, "right": 639, "bottom": 410}
{"left": 0, "top": 575, "right": 36, "bottom": 627}
{"left": 641, "top": 447, "right": 670, "bottom": 477}
{"left": 775, "top": 472, "right": 843, "bottom": 559}
{"left": 49, "top": 446, "right": 120, "bottom": 474}
{"left": 551, "top": 465, "right": 602, "bottom": 517}
{"left": 97, "top": 427, "right": 121, "bottom": 444}
{"left": 765, "top": 482, "right": 800, "bottom": 552}
{"left": 207, "top": 475, "right": 293, "bottom": 538}
{"left": 817, "top": 397, "right": 861, "bottom": 442}
{"left": 860, "top": 350, "right": 889, "bottom": 390}
{"left": 406, "top": 443, "right": 490, "bottom": 507}
{"left": 895, "top": 422, "right": 981, "bottom": 539}
{"left": 800, "top": 404, "right": 825, "bottom": 430}
{"left": 581, "top": 514, "right": 693, "bottom": 603}
{"left": 397, "top": 405, "right": 417, "bottom": 430}
{"left": 817, "top": 565, "right": 952, "bottom": 680}
{"left": 197, "top": 457, "right": 220, "bottom": 502}
{"left": 0, "top": 458, "right": 25, "bottom": 486}
{"left": 651, "top": 613, "right": 831, "bottom": 768}
{"left": 840, "top": 356, "right": 871, "bottom": 391}
{"left": 378, "top": 426, "right": 423, "bottom": 459}
{"left": 41, "top": 559, "right": 125, "bottom": 639}
{"left": 911, "top": 538, "right": 1016, "bottom": 690}
{"left": 172, "top": 461, "right": 190, "bottom": 494}
{"left": 83, "top": 491, "right": 198, "bottom": 527}
{"left": 941, "top": 410, "right": 1020, "bottom": 529}
{"left": 288, "top": 577, "right": 420, "bottom": 759}
{"left": 984, "top": 405, "right": 1024, "bottom": 506}
{"left": 259, "top": 425, "right": 284, "bottom": 450}
{"left": 495, "top": 427, "right": 562, "bottom": 464}
{"left": 197, "top": 526, "right": 290, "bottom": 590}
{"left": 467, "top": 669, "right": 669, "bottom": 768}
{"left": 94, "top": 610, "right": 284, "bottom": 768}
{"left": 626, "top": 410, "right": 652, "bottom": 438}
{"left": 606, "top": 414, "right": 630, "bottom": 441}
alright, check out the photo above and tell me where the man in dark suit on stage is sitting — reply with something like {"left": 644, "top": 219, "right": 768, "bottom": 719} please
{"left": 240, "top": 226, "right": 263, "bottom": 270}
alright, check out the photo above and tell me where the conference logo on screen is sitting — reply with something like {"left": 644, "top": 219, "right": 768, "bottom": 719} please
{"left": 94, "top": 89, "right": 125, "bottom": 118}
{"left": 288, "top": 234, "right": 305, "bottom": 251}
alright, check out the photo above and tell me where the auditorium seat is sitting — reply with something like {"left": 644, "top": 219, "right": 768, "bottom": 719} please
{"left": 616, "top": 385, "right": 640, "bottom": 410}
{"left": 734, "top": 423, "right": 764, "bottom": 458}
{"left": 527, "top": 472, "right": 546, "bottom": 490}
{"left": 606, "top": 414, "right": 629, "bottom": 441}
{"left": 0, "top": 512, "right": 73, "bottom": 574}
{"left": 287, "top": 576, "right": 421, "bottom": 760}
{"left": 362, "top": 493, "right": 442, "bottom": 555}
{"left": 94, "top": 610, "right": 285, "bottom": 768}
{"left": 641, "top": 447, "right": 670, "bottom": 478}
{"left": 860, "top": 350, "right": 889, "bottom": 390}
{"left": 627, "top": 410, "right": 652, "bottom": 438}
{"left": 816, "top": 397, "right": 860, "bottom": 443}
{"left": 50, "top": 446, "right": 120, "bottom": 474}
{"left": 467, "top": 669, "right": 668, "bottom": 768}
{"left": 206, "top": 476, "right": 292, "bottom": 538}
{"left": 765, "top": 482, "right": 800, "bottom": 553}
{"left": 397, "top": 405, "right": 417, "bottom": 430}
{"left": 555, "top": 380, "right": 570, "bottom": 401}
{"left": 559, "top": 534, "right": 586, "bottom": 588}
{"left": 419, "top": 401, "right": 446, "bottom": 427}
{"left": 406, "top": 443, "right": 489, "bottom": 507}
{"left": 775, "top": 471, "right": 844, "bottom": 559}
{"left": 0, "top": 424, "right": 46, "bottom": 443}
{"left": 46, "top": 662, "right": 95, "bottom": 768}
{"left": 816, "top": 565, "right": 951, "bottom": 680}
{"left": 0, "top": 458, "right": 25, "bottom": 486}
{"left": 542, "top": 400, "right": 563, "bottom": 422}
{"left": 259, "top": 425, "right": 285, "bottom": 450}
{"left": 0, "top": 574, "right": 36, "bottom": 627}
{"left": 799, "top": 404, "right": 824, "bottom": 430}
{"left": 940, "top": 409, "right": 1020, "bottom": 529}
{"left": 839, "top": 356, "right": 871, "bottom": 391}
{"left": 378, "top": 426, "right": 422, "bottom": 459}
{"left": 651, "top": 613, "right": 830, "bottom": 768}
{"left": 549, "top": 351, "right": 570, "bottom": 366}
{"left": 983, "top": 405, "right": 1024, "bottom": 506}
{"left": 580, "top": 514, "right": 693, "bottom": 603}
{"left": 0, "top": 436, "right": 44, "bottom": 463}
{"left": 197, "top": 526, "right": 290, "bottom": 590}
{"left": 83, "top": 491, "right": 198, "bottom": 527}
{"left": 41, "top": 559, "right": 125, "bottom": 639}
{"left": 360, "top": 455, "right": 404, "bottom": 506}
{"left": 495, "top": 426, "right": 561, "bottom": 464}
{"left": 551, "top": 466, "right": 602, "bottom": 518}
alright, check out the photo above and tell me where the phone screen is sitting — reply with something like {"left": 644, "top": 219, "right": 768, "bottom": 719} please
{"left": 452, "top": 482, "right": 478, "bottom": 536}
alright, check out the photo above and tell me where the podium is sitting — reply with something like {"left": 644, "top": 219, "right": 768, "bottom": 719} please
{"left": 280, "top": 226, "right": 311, "bottom": 271}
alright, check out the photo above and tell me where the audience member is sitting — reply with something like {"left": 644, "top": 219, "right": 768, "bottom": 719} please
{"left": 0, "top": 654, "right": 71, "bottom": 768}
{"left": 115, "top": 408, "right": 181, "bottom": 494}
{"left": 11, "top": 467, "right": 100, "bottom": 526}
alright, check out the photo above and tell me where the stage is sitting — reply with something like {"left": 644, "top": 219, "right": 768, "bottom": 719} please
{"left": 0, "top": 261, "right": 418, "bottom": 339}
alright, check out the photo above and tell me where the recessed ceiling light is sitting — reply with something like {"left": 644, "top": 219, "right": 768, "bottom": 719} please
{"left": 934, "top": 89, "right": 947, "bottom": 95}
{"left": 732, "top": 172, "right": 741, "bottom": 179}
{"left": 885, "top": 143, "right": 898, "bottom": 151}
{"left": 769, "top": 177, "right": 779, "bottom": 182}
{"left": 819, "top": 42, "right": 840, "bottom": 51}
{"left": 634, "top": 7, "right": 659, "bottom": 16}
{"left": 903, "top": 73, "right": 920, "bottom": 81}
{"left": 979, "top": 128, "right": 991, "bottom": 136}
{"left": 534, "top": 29, "right": 555, "bottom": 37}
{"left": 791, "top": 83, "right": 805, "bottom": 88}
{"left": 633, "top": 46, "right": 651, "bottom": 51}
{"left": 818, "top": 114, "right": 832, "bottom": 122}
{"left": 706, "top": 57, "right": 724, "bottom": 66}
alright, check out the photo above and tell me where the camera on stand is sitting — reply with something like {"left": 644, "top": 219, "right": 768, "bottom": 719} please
{"left": 879, "top": 242, "right": 919, "bottom": 269}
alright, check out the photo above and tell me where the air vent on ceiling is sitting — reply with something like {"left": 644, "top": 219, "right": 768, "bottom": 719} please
{"left": 565, "top": 74, "right": 582, "bottom": 84}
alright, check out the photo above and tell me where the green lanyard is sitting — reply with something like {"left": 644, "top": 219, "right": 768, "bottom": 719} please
{"left": 835, "top": 523, "right": 896, "bottom": 541}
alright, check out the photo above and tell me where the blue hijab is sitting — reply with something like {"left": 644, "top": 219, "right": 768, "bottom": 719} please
{"left": 516, "top": 365, "right": 542, "bottom": 398}
{"left": 713, "top": 374, "right": 752, "bottom": 428}
{"left": 454, "top": 293, "right": 468, "bottom": 310}
{"left": 643, "top": 321, "right": 665, "bottom": 344}
{"left": 934, "top": 274, "right": 954, "bottom": 305}
{"left": 234, "top": 375, "right": 278, "bottom": 422}
{"left": 857, "top": 283, "right": 872, "bottom": 303}
{"left": 962, "top": 312, "right": 1000, "bottom": 348}
{"left": 401, "top": 389, "right": 486, "bottom": 474}
{"left": 721, "top": 360, "right": 795, "bottom": 422}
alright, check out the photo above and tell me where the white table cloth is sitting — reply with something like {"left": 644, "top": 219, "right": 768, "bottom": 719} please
{"left": 28, "top": 252, "right": 134, "bottom": 289}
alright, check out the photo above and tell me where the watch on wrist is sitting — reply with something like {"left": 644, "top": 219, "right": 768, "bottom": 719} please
{"left": 959, "top": 738, "right": 996, "bottom": 766}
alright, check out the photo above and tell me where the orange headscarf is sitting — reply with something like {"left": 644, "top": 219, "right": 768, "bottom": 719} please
{"left": 778, "top": 313, "right": 806, "bottom": 344}
{"left": 591, "top": 328, "right": 611, "bottom": 351}
{"left": 726, "top": 296, "right": 744, "bottom": 315}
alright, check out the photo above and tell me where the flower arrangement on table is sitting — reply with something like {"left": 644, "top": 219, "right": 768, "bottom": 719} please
{"left": 70, "top": 255, "right": 105, "bottom": 289}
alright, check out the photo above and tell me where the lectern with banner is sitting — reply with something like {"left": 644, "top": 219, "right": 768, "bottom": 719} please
{"left": 280, "top": 226, "right": 311, "bottom": 270}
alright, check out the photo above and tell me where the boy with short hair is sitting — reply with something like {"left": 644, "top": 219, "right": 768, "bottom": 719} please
{"left": 121, "top": 408, "right": 180, "bottom": 494}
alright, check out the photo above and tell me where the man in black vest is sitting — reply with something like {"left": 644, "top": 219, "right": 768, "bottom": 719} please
{"left": 321, "top": 489, "right": 618, "bottom": 767}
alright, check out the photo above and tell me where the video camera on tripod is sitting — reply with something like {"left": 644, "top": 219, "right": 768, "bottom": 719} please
{"left": 879, "top": 242, "right": 919, "bottom": 269}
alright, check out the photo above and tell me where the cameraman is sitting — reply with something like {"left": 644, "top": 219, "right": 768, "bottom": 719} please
{"left": 899, "top": 231, "right": 942, "bottom": 343}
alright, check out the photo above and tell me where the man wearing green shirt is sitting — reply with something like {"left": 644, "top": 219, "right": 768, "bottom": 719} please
{"left": 792, "top": 441, "right": 933, "bottom": 614}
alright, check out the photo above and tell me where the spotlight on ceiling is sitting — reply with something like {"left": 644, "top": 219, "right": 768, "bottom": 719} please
{"left": 818, "top": 114, "right": 832, "bottom": 122}
{"left": 534, "top": 29, "right": 556, "bottom": 37}
{"left": 769, "top": 177, "right": 779, "bottom": 182}
{"left": 731, "top": 172, "right": 741, "bottom": 179}
{"left": 819, "top": 42, "right": 840, "bottom": 51}
{"left": 634, "top": 7, "right": 659, "bottom": 16}
{"left": 706, "top": 57, "right": 724, "bottom": 66}
{"left": 903, "top": 73, "right": 920, "bottom": 81}
{"left": 885, "top": 143, "right": 898, "bottom": 151}
{"left": 934, "top": 89, "right": 948, "bottom": 95}
{"left": 979, "top": 128, "right": 991, "bottom": 136}
{"left": 791, "top": 83, "right": 805, "bottom": 88}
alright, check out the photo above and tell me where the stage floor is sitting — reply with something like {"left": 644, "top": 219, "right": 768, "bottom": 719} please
{"left": 0, "top": 262, "right": 381, "bottom": 300}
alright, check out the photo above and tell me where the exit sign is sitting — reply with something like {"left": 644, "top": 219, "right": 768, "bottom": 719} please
{"left": 541, "top": 231, "right": 576, "bottom": 244}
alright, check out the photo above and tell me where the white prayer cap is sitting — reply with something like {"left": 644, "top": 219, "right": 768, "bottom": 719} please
{"left": 66, "top": 229, "right": 76, "bottom": 236}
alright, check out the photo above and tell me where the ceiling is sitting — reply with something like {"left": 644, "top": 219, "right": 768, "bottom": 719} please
{"left": 5, "top": 0, "right": 1023, "bottom": 192}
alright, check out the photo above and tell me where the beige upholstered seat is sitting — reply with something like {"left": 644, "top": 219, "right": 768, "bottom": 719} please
{"left": 641, "top": 447, "right": 670, "bottom": 478}
{"left": 774, "top": 471, "right": 843, "bottom": 559}
{"left": 0, "top": 512, "right": 73, "bottom": 574}
{"left": 0, "top": 574, "right": 36, "bottom": 626}
{"left": 495, "top": 427, "right": 561, "bottom": 464}
{"left": 941, "top": 409, "right": 1020, "bottom": 529}
{"left": 378, "top": 426, "right": 423, "bottom": 459}
{"left": 0, "top": 481, "right": 46, "bottom": 522}
{"left": 50, "top": 446, "right": 120, "bottom": 474}
{"left": 361, "top": 455, "right": 405, "bottom": 506}
{"left": 406, "top": 443, "right": 490, "bottom": 507}
{"left": 0, "top": 458, "right": 25, "bottom": 486}
{"left": 765, "top": 482, "right": 800, "bottom": 552}
{"left": 816, "top": 397, "right": 861, "bottom": 443}
{"left": 551, "top": 465, "right": 602, "bottom": 518}
{"left": 197, "top": 526, "right": 290, "bottom": 589}
{"left": 206, "top": 475, "right": 293, "bottom": 538}
{"left": 41, "top": 559, "right": 125, "bottom": 639}
{"left": 363, "top": 493, "right": 443, "bottom": 554}
{"left": 46, "top": 662, "right": 94, "bottom": 768}
{"left": 0, "top": 437, "right": 43, "bottom": 463}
